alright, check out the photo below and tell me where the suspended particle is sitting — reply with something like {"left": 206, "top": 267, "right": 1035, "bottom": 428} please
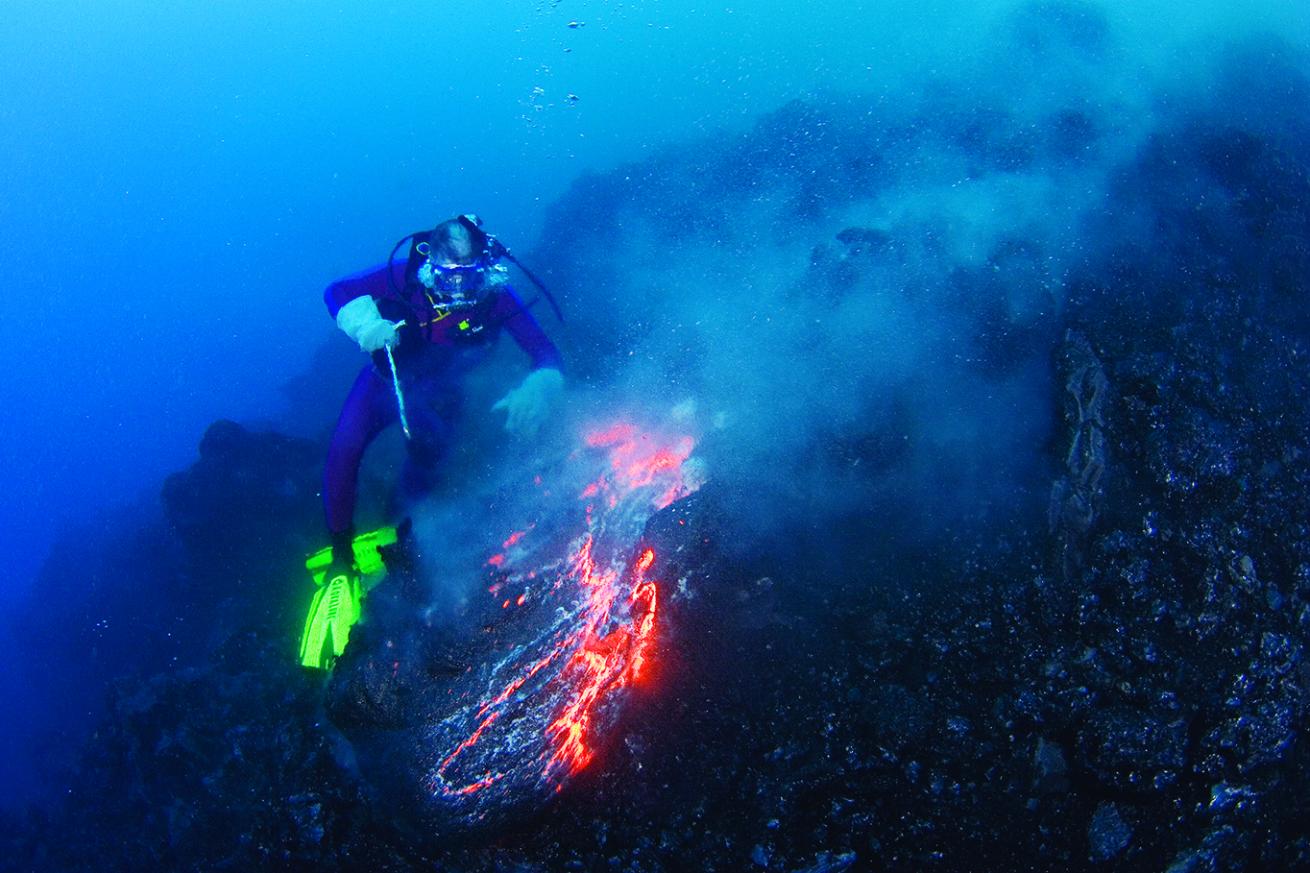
{"left": 568, "top": 20, "right": 585, "bottom": 28}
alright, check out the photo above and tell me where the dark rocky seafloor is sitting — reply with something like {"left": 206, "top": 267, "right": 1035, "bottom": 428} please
{"left": 5, "top": 9, "right": 1310, "bottom": 871}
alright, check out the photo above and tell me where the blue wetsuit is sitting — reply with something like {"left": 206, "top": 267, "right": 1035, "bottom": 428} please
{"left": 323, "top": 262, "right": 562, "bottom": 537}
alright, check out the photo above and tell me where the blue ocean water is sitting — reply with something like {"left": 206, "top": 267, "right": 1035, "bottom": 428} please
{"left": 3, "top": 2, "right": 899, "bottom": 799}
{"left": 1, "top": 0, "right": 1308, "bottom": 856}
{"left": 6, "top": 0, "right": 1300, "bottom": 596}
{"left": 0, "top": 0, "right": 972, "bottom": 602}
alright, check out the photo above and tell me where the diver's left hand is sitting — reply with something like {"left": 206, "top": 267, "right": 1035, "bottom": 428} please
{"left": 491, "top": 368, "right": 564, "bottom": 438}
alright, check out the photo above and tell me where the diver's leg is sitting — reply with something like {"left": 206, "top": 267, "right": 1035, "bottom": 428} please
{"left": 324, "top": 365, "right": 398, "bottom": 538}
{"left": 394, "top": 383, "right": 463, "bottom": 509}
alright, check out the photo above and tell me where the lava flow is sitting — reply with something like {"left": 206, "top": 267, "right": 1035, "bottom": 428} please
{"left": 422, "top": 420, "right": 699, "bottom": 815}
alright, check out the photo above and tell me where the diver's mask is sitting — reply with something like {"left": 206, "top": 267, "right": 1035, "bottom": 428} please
{"left": 413, "top": 243, "right": 506, "bottom": 308}
{"left": 388, "top": 214, "right": 561, "bottom": 321}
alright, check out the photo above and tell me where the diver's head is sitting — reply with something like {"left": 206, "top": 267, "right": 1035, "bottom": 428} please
{"left": 414, "top": 215, "right": 499, "bottom": 305}
{"left": 428, "top": 217, "right": 482, "bottom": 266}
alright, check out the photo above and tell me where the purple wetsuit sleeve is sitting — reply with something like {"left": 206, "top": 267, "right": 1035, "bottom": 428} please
{"left": 323, "top": 365, "right": 398, "bottom": 535}
{"left": 324, "top": 263, "right": 400, "bottom": 319}
{"left": 497, "top": 289, "right": 563, "bottom": 371}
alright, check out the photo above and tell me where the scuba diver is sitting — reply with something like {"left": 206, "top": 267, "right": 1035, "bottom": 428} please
{"left": 299, "top": 215, "right": 564, "bottom": 667}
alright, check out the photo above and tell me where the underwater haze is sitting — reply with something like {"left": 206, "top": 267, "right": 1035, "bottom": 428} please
{"left": 3, "top": 0, "right": 1310, "bottom": 868}
{"left": 0, "top": 0, "right": 1043, "bottom": 599}
{"left": 2, "top": 0, "right": 1301, "bottom": 601}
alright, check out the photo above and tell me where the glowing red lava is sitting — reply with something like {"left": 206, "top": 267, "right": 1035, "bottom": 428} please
{"left": 430, "top": 421, "right": 698, "bottom": 800}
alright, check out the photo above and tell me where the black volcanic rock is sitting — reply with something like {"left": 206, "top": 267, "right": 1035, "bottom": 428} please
{"left": 162, "top": 419, "right": 322, "bottom": 580}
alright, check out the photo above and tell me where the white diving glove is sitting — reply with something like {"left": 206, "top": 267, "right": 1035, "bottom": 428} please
{"left": 336, "top": 295, "right": 400, "bottom": 353}
{"left": 491, "top": 368, "right": 564, "bottom": 438}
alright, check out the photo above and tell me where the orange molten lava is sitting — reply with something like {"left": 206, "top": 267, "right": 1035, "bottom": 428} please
{"left": 433, "top": 422, "right": 696, "bottom": 798}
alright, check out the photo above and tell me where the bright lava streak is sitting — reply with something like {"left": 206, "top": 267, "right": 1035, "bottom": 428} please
{"left": 430, "top": 421, "right": 698, "bottom": 802}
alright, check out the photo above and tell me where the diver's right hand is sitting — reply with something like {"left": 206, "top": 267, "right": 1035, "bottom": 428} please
{"left": 336, "top": 295, "right": 401, "bottom": 353}
{"left": 356, "top": 319, "right": 401, "bottom": 353}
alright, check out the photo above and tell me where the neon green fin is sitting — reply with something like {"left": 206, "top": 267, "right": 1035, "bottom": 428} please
{"left": 304, "top": 526, "right": 398, "bottom": 584}
{"left": 298, "top": 526, "right": 398, "bottom": 669}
